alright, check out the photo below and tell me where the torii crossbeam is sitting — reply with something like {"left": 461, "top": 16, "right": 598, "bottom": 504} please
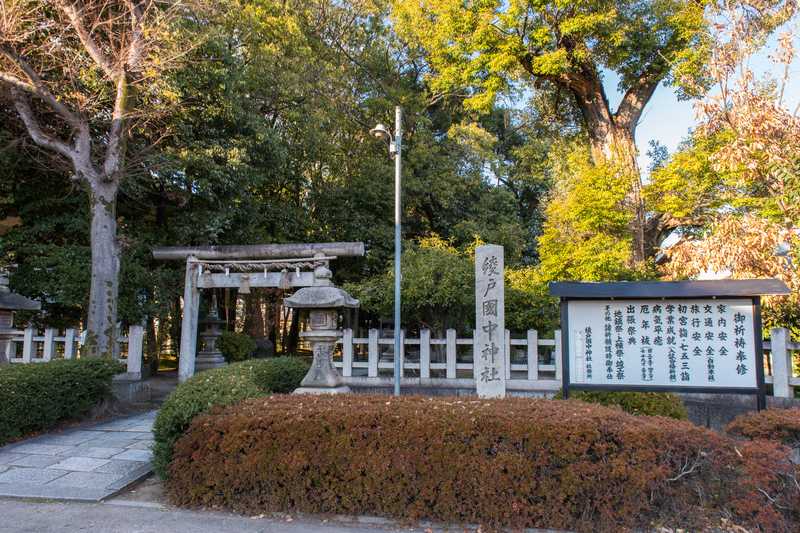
{"left": 153, "top": 242, "right": 365, "bottom": 382}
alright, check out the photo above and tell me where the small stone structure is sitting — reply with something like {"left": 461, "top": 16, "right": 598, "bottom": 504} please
{"left": 195, "top": 294, "right": 226, "bottom": 371}
{"left": 0, "top": 272, "right": 40, "bottom": 364}
{"left": 285, "top": 262, "right": 358, "bottom": 394}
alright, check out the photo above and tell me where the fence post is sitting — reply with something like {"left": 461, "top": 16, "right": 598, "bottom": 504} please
{"left": 22, "top": 327, "right": 34, "bottom": 363}
{"left": 446, "top": 329, "right": 457, "bottom": 379}
{"left": 504, "top": 329, "right": 511, "bottom": 380}
{"left": 527, "top": 329, "right": 539, "bottom": 381}
{"left": 64, "top": 329, "right": 76, "bottom": 359}
{"left": 42, "top": 328, "right": 55, "bottom": 361}
{"left": 368, "top": 329, "right": 378, "bottom": 377}
{"left": 127, "top": 325, "right": 144, "bottom": 379}
{"left": 770, "top": 327, "right": 792, "bottom": 398}
{"left": 399, "top": 329, "right": 405, "bottom": 376}
{"left": 420, "top": 329, "right": 431, "bottom": 379}
{"left": 342, "top": 328, "right": 353, "bottom": 377}
{"left": 554, "top": 330, "right": 562, "bottom": 381}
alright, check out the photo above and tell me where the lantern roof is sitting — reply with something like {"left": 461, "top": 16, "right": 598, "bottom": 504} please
{"left": 284, "top": 286, "right": 359, "bottom": 309}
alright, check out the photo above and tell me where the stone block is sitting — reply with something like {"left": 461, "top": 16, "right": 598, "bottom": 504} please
{"left": 48, "top": 456, "right": 111, "bottom": 472}
{"left": 8, "top": 443, "right": 71, "bottom": 456}
{"left": 0, "top": 452, "right": 27, "bottom": 465}
{"left": 111, "top": 449, "right": 151, "bottom": 462}
{"left": 57, "top": 447, "right": 126, "bottom": 459}
{"left": 94, "top": 459, "right": 146, "bottom": 476}
{"left": 8, "top": 455, "right": 61, "bottom": 468}
{"left": 0, "top": 467, "right": 66, "bottom": 485}
{"left": 47, "top": 471, "right": 119, "bottom": 489}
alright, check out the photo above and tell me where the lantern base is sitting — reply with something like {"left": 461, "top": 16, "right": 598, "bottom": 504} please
{"left": 293, "top": 385, "right": 352, "bottom": 395}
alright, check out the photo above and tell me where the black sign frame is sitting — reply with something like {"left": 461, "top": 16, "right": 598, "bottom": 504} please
{"left": 550, "top": 280, "right": 790, "bottom": 411}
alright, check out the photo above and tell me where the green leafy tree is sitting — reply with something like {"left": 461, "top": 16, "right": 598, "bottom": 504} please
{"left": 392, "top": 0, "right": 711, "bottom": 262}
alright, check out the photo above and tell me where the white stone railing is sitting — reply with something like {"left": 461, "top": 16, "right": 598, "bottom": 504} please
{"left": 3, "top": 325, "right": 145, "bottom": 379}
{"left": 764, "top": 327, "right": 800, "bottom": 398}
{"left": 335, "top": 327, "right": 800, "bottom": 397}
{"left": 333, "top": 328, "right": 562, "bottom": 393}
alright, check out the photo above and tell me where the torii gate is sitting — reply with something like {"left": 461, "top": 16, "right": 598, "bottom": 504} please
{"left": 152, "top": 242, "right": 365, "bottom": 382}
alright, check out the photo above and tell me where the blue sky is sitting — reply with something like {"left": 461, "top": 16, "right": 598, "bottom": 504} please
{"left": 605, "top": 31, "right": 800, "bottom": 174}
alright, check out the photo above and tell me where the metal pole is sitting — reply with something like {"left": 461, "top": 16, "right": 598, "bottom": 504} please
{"left": 393, "top": 106, "right": 402, "bottom": 397}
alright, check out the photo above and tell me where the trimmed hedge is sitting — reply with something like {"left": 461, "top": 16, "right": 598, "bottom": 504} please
{"left": 218, "top": 331, "right": 257, "bottom": 363}
{"left": 152, "top": 357, "right": 309, "bottom": 478}
{"left": 168, "top": 395, "right": 800, "bottom": 532}
{"left": 0, "top": 358, "right": 124, "bottom": 446}
{"left": 727, "top": 408, "right": 800, "bottom": 449}
{"left": 558, "top": 390, "right": 688, "bottom": 420}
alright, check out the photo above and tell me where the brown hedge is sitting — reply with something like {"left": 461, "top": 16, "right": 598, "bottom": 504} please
{"left": 167, "top": 395, "right": 800, "bottom": 532}
{"left": 726, "top": 407, "right": 800, "bottom": 449}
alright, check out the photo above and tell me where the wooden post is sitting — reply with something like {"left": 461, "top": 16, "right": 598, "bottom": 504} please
{"left": 178, "top": 256, "right": 201, "bottom": 382}
{"left": 770, "top": 327, "right": 792, "bottom": 398}
{"left": 399, "top": 329, "right": 405, "bottom": 377}
{"left": 42, "top": 328, "right": 55, "bottom": 361}
{"left": 504, "top": 329, "right": 511, "bottom": 380}
{"left": 127, "top": 325, "right": 144, "bottom": 379}
{"left": 64, "top": 329, "right": 76, "bottom": 359}
{"left": 342, "top": 328, "right": 353, "bottom": 377}
{"left": 555, "top": 329, "right": 562, "bottom": 381}
{"left": 22, "top": 327, "right": 34, "bottom": 363}
{"left": 527, "top": 329, "right": 539, "bottom": 381}
{"left": 420, "top": 328, "right": 431, "bottom": 379}
{"left": 368, "top": 328, "right": 378, "bottom": 377}
{"left": 446, "top": 328, "right": 457, "bottom": 379}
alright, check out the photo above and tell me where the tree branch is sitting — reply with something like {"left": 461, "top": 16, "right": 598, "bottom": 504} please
{"left": 0, "top": 46, "right": 82, "bottom": 128}
{"left": 10, "top": 88, "right": 77, "bottom": 162}
{"left": 103, "top": 71, "right": 128, "bottom": 178}
{"left": 615, "top": 71, "right": 663, "bottom": 132}
{"left": 55, "top": 0, "right": 117, "bottom": 78}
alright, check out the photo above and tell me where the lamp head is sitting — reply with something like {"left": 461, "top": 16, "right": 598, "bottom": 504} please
{"left": 369, "top": 123, "right": 391, "bottom": 141}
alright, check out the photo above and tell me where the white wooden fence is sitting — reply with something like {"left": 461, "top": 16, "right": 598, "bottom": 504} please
{"left": 764, "top": 327, "right": 800, "bottom": 398}
{"left": 333, "top": 328, "right": 562, "bottom": 393}
{"left": 3, "top": 325, "right": 145, "bottom": 379}
{"left": 334, "top": 327, "right": 800, "bottom": 397}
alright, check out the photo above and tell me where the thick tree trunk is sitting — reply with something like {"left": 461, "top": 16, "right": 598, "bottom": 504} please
{"left": 592, "top": 125, "right": 647, "bottom": 264}
{"left": 83, "top": 184, "right": 120, "bottom": 358}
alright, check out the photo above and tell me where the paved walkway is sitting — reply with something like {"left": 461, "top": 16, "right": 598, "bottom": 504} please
{"left": 0, "top": 500, "right": 413, "bottom": 533}
{"left": 0, "top": 411, "right": 156, "bottom": 501}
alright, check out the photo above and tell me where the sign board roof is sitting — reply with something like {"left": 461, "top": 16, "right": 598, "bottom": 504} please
{"left": 549, "top": 279, "right": 790, "bottom": 299}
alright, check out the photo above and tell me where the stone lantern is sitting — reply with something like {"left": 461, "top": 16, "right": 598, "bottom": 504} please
{"left": 0, "top": 272, "right": 40, "bottom": 364}
{"left": 284, "top": 262, "right": 358, "bottom": 394}
{"left": 195, "top": 293, "right": 226, "bottom": 371}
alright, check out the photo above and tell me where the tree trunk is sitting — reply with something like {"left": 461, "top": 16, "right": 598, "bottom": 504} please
{"left": 564, "top": 71, "right": 649, "bottom": 266}
{"left": 83, "top": 184, "right": 120, "bottom": 358}
{"left": 592, "top": 125, "right": 646, "bottom": 264}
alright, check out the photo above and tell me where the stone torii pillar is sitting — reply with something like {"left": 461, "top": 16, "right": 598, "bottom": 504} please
{"left": 153, "top": 242, "right": 365, "bottom": 382}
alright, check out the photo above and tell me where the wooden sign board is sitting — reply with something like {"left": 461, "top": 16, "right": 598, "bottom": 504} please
{"left": 550, "top": 280, "right": 791, "bottom": 410}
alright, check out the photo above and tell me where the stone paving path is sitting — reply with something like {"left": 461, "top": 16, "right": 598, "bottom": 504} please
{"left": 0, "top": 411, "right": 156, "bottom": 501}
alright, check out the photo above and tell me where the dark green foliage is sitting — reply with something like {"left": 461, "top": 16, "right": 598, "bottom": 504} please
{"left": 218, "top": 331, "right": 257, "bottom": 362}
{"left": 556, "top": 390, "right": 688, "bottom": 420}
{"left": 0, "top": 359, "right": 124, "bottom": 446}
{"left": 152, "top": 357, "right": 309, "bottom": 478}
{"left": 167, "top": 395, "right": 800, "bottom": 532}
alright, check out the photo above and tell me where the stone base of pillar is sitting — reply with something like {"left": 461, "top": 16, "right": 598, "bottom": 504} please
{"left": 293, "top": 385, "right": 352, "bottom": 395}
{"left": 195, "top": 353, "right": 226, "bottom": 371}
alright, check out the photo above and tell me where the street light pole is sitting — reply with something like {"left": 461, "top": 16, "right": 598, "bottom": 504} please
{"left": 392, "top": 106, "right": 402, "bottom": 397}
{"left": 370, "top": 106, "right": 403, "bottom": 397}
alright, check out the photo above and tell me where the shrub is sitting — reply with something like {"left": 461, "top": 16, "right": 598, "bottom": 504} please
{"left": 726, "top": 408, "right": 800, "bottom": 449}
{"left": 0, "top": 358, "right": 123, "bottom": 446}
{"left": 152, "top": 357, "right": 309, "bottom": 478}
{"left": 218, "top": 331, "right": 257, "bottom": 363}
{"left": 167, "top": 395, "right": 800, "bottom": 532}
{"left": 557, "top": 390, "right": 688, "bottom": 420}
